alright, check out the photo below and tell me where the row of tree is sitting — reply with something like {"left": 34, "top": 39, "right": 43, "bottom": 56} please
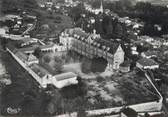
{"left": 1, "top": 0, "right": 38, "bottom": 14}
{"left": 69, "top": 3, "right": 128, "bottom": 39}
{"left": 104, "top": 1, "right": 168, "bottom": 36}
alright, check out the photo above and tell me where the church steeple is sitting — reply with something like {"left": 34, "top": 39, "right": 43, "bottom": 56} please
{"left": 100, "top": 0, "right": 103, "bottom": 13}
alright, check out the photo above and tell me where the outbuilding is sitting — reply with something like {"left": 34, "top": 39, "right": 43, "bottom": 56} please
{"left": 136, "top": 58, "right": 159, "bottom": 69}
{"left": 52, "top": 72, "right": 78, "bottom": 89}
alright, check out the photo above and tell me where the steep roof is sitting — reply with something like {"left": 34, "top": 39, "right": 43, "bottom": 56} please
{"left": 20, "top": 38, "right": 38, "bottom": 43}
{"left": 19, "top": 44, "right": 54, "bottom": 52}
{"left": 54, "top": 72, "right": 77, "bottom": 81}
{"left": 71, "top": 28, "right": 89, "bottom": 38}
{"left": 19, "top": 46, "right": 37, "bottom": 52}
{"left": 96, "top": 39, "right": 120, "bottom": 54}
{"left": 15, "top": 51, "right": 28, "bottom": 61}
{"left": 65, "top": 28, "right": 121, "bottom": 54}
{"left": 143, "top": 50, "right": 158, "bottom": 57}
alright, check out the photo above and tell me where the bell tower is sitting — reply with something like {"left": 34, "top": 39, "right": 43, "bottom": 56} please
{"left": 100, "top": 0, "right": 103, "bottom": 13}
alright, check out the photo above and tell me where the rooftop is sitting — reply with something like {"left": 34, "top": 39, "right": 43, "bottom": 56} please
{"left": 19, "top": 44, "right": 55, "bottom": 52}
{"left": 17, "top": 38, "right": 38, "bottom": 44}
{"left": 54, "top": 72, "right": 77, "bottom": 81}
{"left": 65, "top": 28, "right": 121, "bottom": 54}
{"left": 143, "top": 51, "right": 158, "bottom": 57}
{"left": 30, "top": 64, "right": 51, "bottom": 78}
{"left": 137, "top": 58, "right": 159, "bottom": 66}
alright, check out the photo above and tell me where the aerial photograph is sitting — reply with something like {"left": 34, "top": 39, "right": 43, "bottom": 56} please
{"left": 0, "top": 0, "right": 168, "bottom": 117}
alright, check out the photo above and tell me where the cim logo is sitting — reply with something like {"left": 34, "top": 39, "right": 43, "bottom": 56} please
{"left": 7, "top": 107, "right": 21, "bottom": 114}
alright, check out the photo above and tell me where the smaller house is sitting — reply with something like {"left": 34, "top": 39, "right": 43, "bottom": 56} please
{"left": 138, "top": 36, "right": 154, "bottom": 42}
{"left": 52, "top": 72, "right": 78, "bottom": 89}
{"left": 19, "top": 44, "right": 57, "bottom": 54}
{"left": 19, "top": 46, "right": 37, "bottom": 54}
{"left": 141, "top": 51, "right": 158, "bottom": 59}
{"left": 119, "top": 61, "right": 131, "bottom": 73}
{"left": 18, "top": 38, "right": 38, "bottom": 47}
{"left": 136, "top": 58, "right": 159, "bottom": 69}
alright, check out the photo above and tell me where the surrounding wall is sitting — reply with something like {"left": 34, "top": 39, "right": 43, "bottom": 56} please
{"left": 6, "top": 48, "right": 45, "bottom": 87}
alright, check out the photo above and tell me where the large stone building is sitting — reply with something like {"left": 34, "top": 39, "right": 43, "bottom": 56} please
{"left": 60, "top": 28, "right": 125, "bottom": 71}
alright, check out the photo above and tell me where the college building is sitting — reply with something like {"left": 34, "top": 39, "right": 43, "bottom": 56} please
{"left": 59, "top": 28, "right": 125, "bottom": 71}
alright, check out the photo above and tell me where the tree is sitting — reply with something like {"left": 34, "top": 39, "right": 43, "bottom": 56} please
{"left": 81, "top": 58, "right": 92, "bottom": 74}
{"left": 53, "top": 56, "right": 63, "bottom": 74}
{"left": 91, "top": 0, "right": 101, "bottom": 9}
{"left": 4, "top": 20, "right": 15, "bottom": 28}
{"left": 77, "top": 109, "right": 87, "bottom": 117}
{"left": 0, "top": 37, "right": 8, "bottom": 50}
{"left": 43, "top": 55, "right": 51, "bottom": 63}
{"left": 23, "top": 0, "right": 38, "bottom": 10}
{"left": 21, "top": 91, "right": 37, "bottom": 115}
{"left": 144, "top": 112, "right": 150, "bottom": 117}
{"left": 114, "top": 23, "right": 125, "bottom": 38}
{"left": 1, "top": 0, "right": 38, "bottom": 13}
{"left": 46, "top": 90, "right": 63, "bottom": 115}
{"left": 102, "top": 16, "right": 111, "bottom": 34}
{"left": 96, "top": 76, "right": 104, "bottom": 83}
{"left": 91, "top": 57, "right": 108, "bottom": 73}
{"left": 33, "top": 47, "right": 41, "bottom": 58}
{"left": 69, "top": 4, "right": 84, "bottom": 22}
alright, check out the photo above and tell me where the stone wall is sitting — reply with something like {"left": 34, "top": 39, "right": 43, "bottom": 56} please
{"left": 7, "top": 48, "right": 44, "bottom": 87}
